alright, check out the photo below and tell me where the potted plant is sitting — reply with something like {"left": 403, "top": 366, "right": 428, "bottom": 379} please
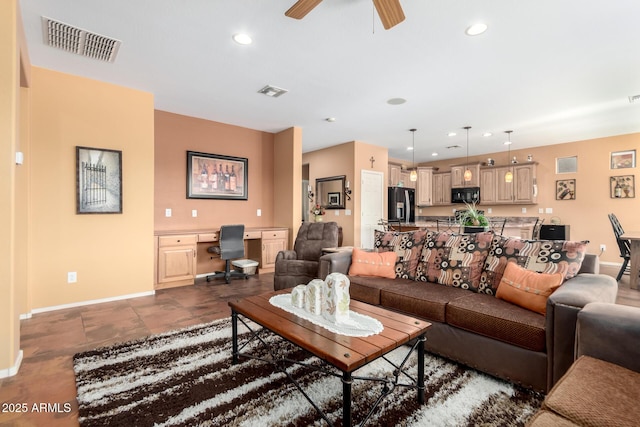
{"left": 458, "top": 202, "right": 489, "bottom": 233}
{"left": 311, "top": 204, "right": 325, "bottom": 222}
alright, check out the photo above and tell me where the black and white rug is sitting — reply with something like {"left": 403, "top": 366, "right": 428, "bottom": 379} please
{"left": 73, "top": 317, "right": 543, "bottom": 426}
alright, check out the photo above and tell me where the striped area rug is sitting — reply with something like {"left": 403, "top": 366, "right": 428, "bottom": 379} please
{"left": 73, "top": 317, "right": 544, "bottom": 426}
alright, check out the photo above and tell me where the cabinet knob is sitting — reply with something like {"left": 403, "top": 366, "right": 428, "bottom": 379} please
{"left": 177, "top": 239, "right": 181, "bottom": 242}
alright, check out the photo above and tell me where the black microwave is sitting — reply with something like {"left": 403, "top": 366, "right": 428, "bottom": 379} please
{"left": 451, "top": 187, "right": 480, "bottom": 204}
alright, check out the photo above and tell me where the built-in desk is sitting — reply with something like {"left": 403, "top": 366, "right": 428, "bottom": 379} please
{"left": 154, "top": 227, "right": 289, "bottom": 289}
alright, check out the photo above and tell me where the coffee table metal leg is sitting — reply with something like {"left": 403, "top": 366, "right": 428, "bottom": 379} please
{"left": 418, "top": 334, "right": 426, "bottom": 404}
{"left": 231, "top": 310, "right": 238, "bottom": 365}
{"left": 342, "top": 371, "right": 352, "bottom": 427}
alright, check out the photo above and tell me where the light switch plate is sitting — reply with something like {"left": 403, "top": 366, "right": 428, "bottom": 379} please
{"left": 545, "top": 207, "right": 553, "bottom": 214}
{"left": 192, "top": 209, "right": 197, "bottom": 217}
{"left": 165, "top": 208, "right": 172, "bottom": 217}
{"left": 345, "top": 209, "right": 352, "bottom": 216}
{"left": 334, "top": 210, "right": 339, "bottom": 216}
{"left": 257, "top": 209, "right": 261, "bottom": 216}
{"left": 521, "top": 207, "right": 527, "bottom": 213}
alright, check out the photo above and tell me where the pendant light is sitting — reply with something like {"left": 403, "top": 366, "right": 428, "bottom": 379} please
{"left": 409, "top": 128, "right": 418, "bottom": 182}
{"left": 463, "top": 126, "right": 472, "bottom": 182}
{"left": 504, "top": 130, "right": 513, "bottom": 183}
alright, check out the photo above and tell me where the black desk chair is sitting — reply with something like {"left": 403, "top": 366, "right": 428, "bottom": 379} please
{"left": 608, "top": 213, "right": 631, "bottom": 281}
{"left": 206, "top": 224, "right": 248, "bottom": 284}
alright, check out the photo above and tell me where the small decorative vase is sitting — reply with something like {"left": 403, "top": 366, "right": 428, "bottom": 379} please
{"left": 315, "top": 215, "right": 323, "bottom": 222}
{"left": 291, "top": 285, "right": 307, "bottom": 309}
{"left": 305, "top": 279, "right": 324, "bottom": 315}
{"left": 322, "top": 273, "right": 350, "bottom": 324}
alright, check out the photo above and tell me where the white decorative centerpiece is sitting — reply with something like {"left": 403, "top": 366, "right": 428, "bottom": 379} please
{"left": 291, "top": 285, "right": 307, "bottom": 308}
{"left": 322, "top": 273, "right": 350, "bottom": 325}
{"left": 305, "top": 279, "right": 324, "bottom": 315}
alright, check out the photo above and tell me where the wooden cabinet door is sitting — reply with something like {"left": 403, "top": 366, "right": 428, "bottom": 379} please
{"left": 416, "top": 167, "right": 433, "bottom": 206}
{"left": 262, "top": 238, "right": 286, "bottom": 269}
{"left": 495, "top": 166, "right": 515, "bottom": 203}
{"left": 451, "top": 166, "right": 465, "bottom": 188}
{"left": 157, "top": 245, "right": 196, "bottom": 283}
{"left": 389, "top": 164, "right": 401, "bottom": 186}
{"left": 480, "top": 169, "right": 496, "bottom": 204}
{"left": 432, "top": 172, "right": 451, "bottom": 205}
{"left": 514, "top": 164, "right": 536, "bottom": 204}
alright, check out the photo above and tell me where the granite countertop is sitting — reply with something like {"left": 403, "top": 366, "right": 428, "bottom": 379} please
{"left": 410, "top": 216, "right": 539, "bottom": 228}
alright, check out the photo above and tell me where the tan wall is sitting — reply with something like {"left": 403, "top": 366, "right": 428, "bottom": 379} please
{"left": 274, "top": 127, "right": 302, "bottom": 247}
{"left": 302, "top": 141, "right": 388, "bottom": 247}
{"left": 418, "top": 133, "right": 640, "bottom": 263}
{"left": 154, "top": 110, "right": 275, "bottom": 231}
{"left": 1, "top": 0, "right": 20, "bottom": 374}
{"left": 29, "top": 67, "right": 155, "bottom": 308}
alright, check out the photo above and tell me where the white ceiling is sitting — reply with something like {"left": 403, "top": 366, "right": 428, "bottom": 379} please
{"left": 19, "top": 0, "right": 640, "bottom": 163}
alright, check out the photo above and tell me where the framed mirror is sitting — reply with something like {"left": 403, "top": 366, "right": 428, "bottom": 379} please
{"left": 316, "top": 175, "right": 345, "bottom": 209}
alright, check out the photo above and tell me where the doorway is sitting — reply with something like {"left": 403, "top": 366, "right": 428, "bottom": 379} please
{"left": 360, "top": 170, "right": 384, "bottom": 249}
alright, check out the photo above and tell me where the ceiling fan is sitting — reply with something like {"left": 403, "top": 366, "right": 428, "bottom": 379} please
{"left": 285, "top": 0, "right": 405, "bottom": 30}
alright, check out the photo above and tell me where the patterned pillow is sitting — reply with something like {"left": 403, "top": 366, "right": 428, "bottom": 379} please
{"left": 373, "top": 229, "right": 430, "bottom": 279}
{"left": 479, "top": 236, "right": 589, "bottom": 295}
{"left": 415, "top": 231, "right": 494, "bottom": 291}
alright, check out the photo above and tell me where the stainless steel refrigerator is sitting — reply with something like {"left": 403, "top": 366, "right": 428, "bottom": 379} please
{"left": 388, "top": 187, "right": 415, "bottom": 224}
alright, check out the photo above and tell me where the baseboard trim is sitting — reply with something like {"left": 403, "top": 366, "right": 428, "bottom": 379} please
{"left": 30, "top": 291, "right": 156, "bottom": 315}
{"left": 599, "top": 261, "right": 624, "bottom": 267}
{"left": 0, "top": 350, "right": 23, "bottom": 379}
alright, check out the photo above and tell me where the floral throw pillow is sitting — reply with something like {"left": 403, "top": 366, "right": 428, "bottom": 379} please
{"left": 373, "top": 230, "right": 430, "bottom": 279}
{"left": 415, "top": 231, "right": 494, "bottom": 291}
{"left": 479, "top": 236, "right": 589, "bottom": 295}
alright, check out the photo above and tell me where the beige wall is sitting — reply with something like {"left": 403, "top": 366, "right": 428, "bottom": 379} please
{"left": 1, "top": 0, "right": 21, "bottom": 375}
{"left": 154, "top": 110, "right": 275, "bottom": 231}
{"left": 274, "top": 127, "right": 302, "bottom": 247}
{"left": 418, "top": 133, "right": 640, "bottom": 263}
{"left": 303, "top": 141, "right": 388, "bottom": 247}
{"left": 29, "top": 67, "right": 155, "bottom": 308}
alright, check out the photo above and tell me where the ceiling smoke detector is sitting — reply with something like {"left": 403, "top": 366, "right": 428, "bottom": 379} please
{"left": 629, "top": 94, "right": 640, "bottom": 104}
{"left": 42, "top": 17, "right": 121, "bottom": 63}
{"left": 257, "top": 85, "right": 288, "bottom": 98}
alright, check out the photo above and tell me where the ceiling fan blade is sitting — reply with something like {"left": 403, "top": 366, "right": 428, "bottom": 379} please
{"left": 285, "top": 0, "right": 323, "bottom": 20}
{"left": 373, "top": 0, "right": 405, "bottom": 30}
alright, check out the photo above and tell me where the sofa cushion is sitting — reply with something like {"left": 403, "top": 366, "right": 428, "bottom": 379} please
{"left": 374, "top": 229, "right": 431, "bottom": 279}
{"left": 479, "top": 236, "right": 589, "bottom": 295}
{"left": 527, "top": 410, "right": 579, "bottom": 427}
{"left": 347, "top": 275, "right": 415, "bottom": 306}
{"left": 348, "top": 248, "right": 397, "bottom": 279}
{"left": 496, "top": 262, "right": 564, "bottom": 315}
{"left": 543, "top": 356, "right": 640, "bottom": 427}
{"left": 445, "top": 292, "right": 547, "bottom": 352}
{"left": 415, "top": 231, "right": 494, "bottom": 291}
{"left": 380, "top": 281, "right": 469, "bottom": 323}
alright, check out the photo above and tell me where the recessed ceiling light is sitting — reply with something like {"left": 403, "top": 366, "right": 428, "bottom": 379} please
{"left": 504, "top": 141, "right": 512, "bottom": 145}
{"left": 387, "top": 98, "right": 407, "bottom": 105}
{"left": 483, "top": 132, "right": 492, "bottom": 137}
{"left": 431, "top": 152, "right": 439, "bottom": 157}
{"left": 325, "top": 117, "right": 336, "bottom": 122}
{"left": 465, "top": 23, "right": 488, "bottom": 36}
{"left": 407, "top": 146, "right": 414, "bottom": 151}
{"left": 232, "top": 33, "right": 252, "bottom": 45}
{"left": 447, "top": 132, "right": 457, "bottom": 137}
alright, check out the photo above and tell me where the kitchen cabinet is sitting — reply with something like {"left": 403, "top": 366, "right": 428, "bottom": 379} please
{"left": 451, "top": 164, "right": 481, "bottom": 188}
{"left": 416, "top": 167, "right": 434, "bottom": 206}
{"left": 432, "top": 172, "right": 451, "bottom": 205}
{"left": 260, "top": 230, "right": 288, "bottom": 271}
{"left": 388, "top": 164, "right": 401, "bottom": 186}
{"left": 400, "top": 171, "right": 416, "bottom": 189}
{"left": 480, "top": 163, "right": 537, "bottom": 205}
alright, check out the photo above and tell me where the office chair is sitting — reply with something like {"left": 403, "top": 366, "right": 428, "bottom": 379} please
{"left": 608, "top": 213, "right": 631, "bottom": 281}
{"left": 206, "top": 224, "right": 248, "bottom": 284}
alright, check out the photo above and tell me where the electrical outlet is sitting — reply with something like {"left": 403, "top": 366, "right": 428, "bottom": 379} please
{"left": 521, "top": 207, "right": 527, "bottom": 213}
{"left": 600, "top": 244, "right": 606, "bottom": 252}
{"left": 67, "top": 272, "right": 77, "bottom": 283}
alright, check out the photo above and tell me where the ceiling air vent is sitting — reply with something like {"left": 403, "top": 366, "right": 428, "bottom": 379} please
{"left": 42, "top": 16, "right": 121, "bottom": 63}
{"left": 257, "top": 85, "right": 288, "bottom": 98}
{"left": 629, "top": 94, "right": 640, "bottom": 104}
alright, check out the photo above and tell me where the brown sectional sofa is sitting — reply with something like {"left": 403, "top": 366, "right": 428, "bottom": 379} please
{"left": 318, "top": 230, "right": 618, "bottom": 392}
{"left": 528, "top": 302, "right": 640, "bottom": 426}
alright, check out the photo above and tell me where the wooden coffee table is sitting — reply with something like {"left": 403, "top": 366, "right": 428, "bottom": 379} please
{"left": 229, "top": 290, "right": 431, "bottom": 426}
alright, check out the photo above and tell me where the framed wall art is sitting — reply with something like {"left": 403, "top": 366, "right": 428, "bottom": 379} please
{"left": 610, "top": 175, "right": 635, "bottom": 199}
{"left": 328, "top": 192, "right": 341, "bottom": 206}
{"left": 76, "top": 146, "right": 122, "bottom": 214}
{"left": 556, "top": 179, "right": 576, "bottom": 200}
{"left": 187, "top": 151, "right": 248, "bottom": 200}
{"left": 610, "top": 150, "right": 636, "bottom": 169}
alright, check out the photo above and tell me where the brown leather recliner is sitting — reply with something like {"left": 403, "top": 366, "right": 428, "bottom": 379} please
{"left": 273, "top": 221, "right": 340, "bottom": 290}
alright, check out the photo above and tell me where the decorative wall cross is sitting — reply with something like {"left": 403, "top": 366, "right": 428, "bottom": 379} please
{"left": 370, "top": 156, "right": 375, "bottom": 168}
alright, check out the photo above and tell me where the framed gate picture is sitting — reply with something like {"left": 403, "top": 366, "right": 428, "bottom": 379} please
{"left": 187, "top": 151, "right": 248, "bottom": 200}
{"left": 76, "top": 146, "right": 123, "bottom": 214}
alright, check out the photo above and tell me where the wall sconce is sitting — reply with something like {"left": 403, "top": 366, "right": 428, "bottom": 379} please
{"left": 344, "top": 180, "right": 352, "bottom": 201}
{"left": 307, "top": 184, "right": 314, "bottom": 201}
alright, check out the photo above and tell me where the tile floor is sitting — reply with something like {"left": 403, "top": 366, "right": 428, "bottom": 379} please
{"left": 0, "top": 266, "right": 638, "bottom": 427}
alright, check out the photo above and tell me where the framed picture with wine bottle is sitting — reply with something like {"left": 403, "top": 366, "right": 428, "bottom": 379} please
{"left": 186, "top": 151, "right": 248, "bottom": 200}
{"left": 556, "top": 179, "right": 576, "bottom": 200}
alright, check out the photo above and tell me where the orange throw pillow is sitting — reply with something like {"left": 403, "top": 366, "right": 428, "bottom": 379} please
{"left": 496, "top": 262, "right": 564, "bottom": 315}
{"left": 348, "top": 248, "right": 397, "bottom": 279}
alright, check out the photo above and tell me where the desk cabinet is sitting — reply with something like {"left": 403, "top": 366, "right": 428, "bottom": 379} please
{"left": 157, "top": 235, "right": 197, "bottom": 288}
{"left": 260, "top": 230, "right": 288, "bottom": 270}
